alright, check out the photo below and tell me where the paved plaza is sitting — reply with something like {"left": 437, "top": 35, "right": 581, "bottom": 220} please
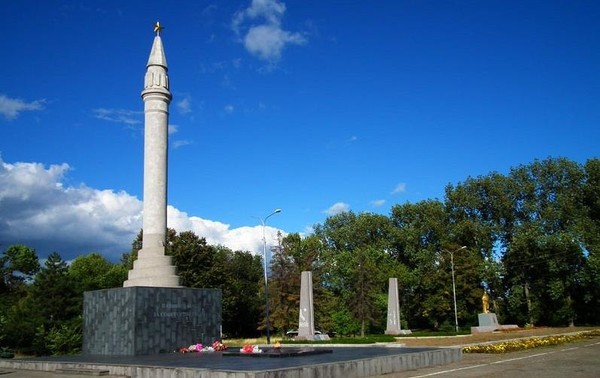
{"left": 0, "top": 345, "right": 460, "bottom": 378}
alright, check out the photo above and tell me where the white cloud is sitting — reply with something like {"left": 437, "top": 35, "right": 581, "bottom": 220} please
{"left": 232, "top": 0, "right": 306, "bottom": 62}
{"left": 172, "top": 140, "right": 193, "bottom": 149}
{"left": 168, "top": 124, "right": 178, "bottom": 134}
{"left": 176, "top": 97, "right": 192, "bottom": 114}
{"left": 244, "top": 24, "right": 305, "bottom": 61}
{"left": 0, "top": 157, "right": 283, "bottom": 261}
{"left": 324, "top": 202, "right": 350, "bottom": 216}
{"left": 93, "top": 108, "right": 142, "bottom": 125}
{"left": 235, "top": 0, "right": 286, "bottom": 27}
{"left": 224, "top": 104, "right": 235, "bottom": 114}
{"left": 168, "top": 207, "right": 282, "bottom": 255}
{"left": 0, "top": 158, "right": 141, "bottom": 260}
{"left": 392, "top": 183, "right": 407, "bottom": 194}
{"left": 370, "top": 199, "right": 385, "bottom": 207}
{"left": 0, "top": 94, "right": 45, "bottom": 120}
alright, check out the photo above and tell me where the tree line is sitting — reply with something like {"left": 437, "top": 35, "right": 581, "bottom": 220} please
{"left": 1, "top": 156, "right": 598, "bottom": 354}
{"left": 0, "top": 233, "right": 265, "bottom": 355}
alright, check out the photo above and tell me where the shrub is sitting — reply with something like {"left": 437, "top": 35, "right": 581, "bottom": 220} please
{"left": 46, "top": 319, "right": 82, "bottom": 355}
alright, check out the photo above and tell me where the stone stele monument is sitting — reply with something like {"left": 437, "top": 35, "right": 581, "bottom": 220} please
{"left": 296, "top": 271, "right": 329, "bottom": 340}
{"left": 296, "top": 271, "right": 316, "bottom": 340}
{"left": 82, "top": 22, "right": 221, "bottom": 356}
{"left": 385, "top": 277, "right": 411, "bottom": 335}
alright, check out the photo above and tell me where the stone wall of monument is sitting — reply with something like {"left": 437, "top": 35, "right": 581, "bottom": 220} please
{"left": 83, "top": 286, "right": 221, "bottom": 356}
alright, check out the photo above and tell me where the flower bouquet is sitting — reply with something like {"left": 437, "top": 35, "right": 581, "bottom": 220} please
{"left": 179, "top": 343, "right": 203, "bottom": 353}
{"left": 212, "top": 340, "right": 228, "bottom": 351}
{"left": 178, "top": 340, "right": 228, "bottom": 353}
{"left": 240, "top": 344, "right": 263, "bottom": 354}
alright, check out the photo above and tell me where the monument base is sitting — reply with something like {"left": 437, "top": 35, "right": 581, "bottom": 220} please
{"left": 385, "top": 329, "right": 413, "bottom": 335}
{"left": 83, "top": 286, "right": 221, "bottom": 356}
{"left": 471, "top": 312, "right": 519, "bottom": 333}
{"left": 294, "top": 334, "right": 331, "bottom": 341}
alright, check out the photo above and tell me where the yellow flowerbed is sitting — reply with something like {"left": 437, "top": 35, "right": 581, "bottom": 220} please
{"left": 463, "top": 329, "right": 600, "bottom": 353}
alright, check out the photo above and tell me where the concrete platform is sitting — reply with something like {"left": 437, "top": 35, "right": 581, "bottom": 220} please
{"left": 0, "top": 345, "right": 461, "bottom": 378}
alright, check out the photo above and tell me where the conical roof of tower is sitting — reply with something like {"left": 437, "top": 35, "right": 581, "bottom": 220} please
{"left": 147, "top": 35, "right": 168, "bottom": 69}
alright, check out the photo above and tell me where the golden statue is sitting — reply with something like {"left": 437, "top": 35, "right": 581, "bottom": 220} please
{"left": 482, "top": 291, "right": 490, "bottom": 313}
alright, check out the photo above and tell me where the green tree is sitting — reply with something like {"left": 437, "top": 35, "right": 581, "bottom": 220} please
{"left": 2, "top": 294, "right": 44, "bottom": 353}
{"left": 268, "top": 233, "right": 333, "bottom": 335}
{"left": 268, "top": 233, "right": 301, "bottom": 335}
{"left": 580, "top": 158, "right": 600, "bottom": 323}
{"left": 68, "top": 253, "right": 124, "bottom": 293}
{"left": 504, "top": 158, "right": 587, "bottom": 326}
{"left": 67, "top": 252, "right": 127, "bottom": 332}
{"left": 317, "top": 212, "right": 396, "bottom": 336}
{"left": 444, "top": 173, "right": 515, "bottom": 321}
{"left": 220, "top": 249, "right": 263, "bottom": 337}
{"left": 31, "top": 252, "right": 79, "bottom": 329}
{"left": 350, "top": 246, "right": 384, "bottom": 336}
{"left": 167, "top": 230, "right": 215, "bottom": 287}
{"left": 5, "top": 252, "right": 81, "bottom": 355}
{"left": 390, "top": 201, "right": 449, "bottom": 329}
{"left": 1, "top": 245, "right": 40, "bottom": 305}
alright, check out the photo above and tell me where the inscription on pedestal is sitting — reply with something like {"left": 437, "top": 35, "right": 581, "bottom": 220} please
{"left": 153, "top": 302, "right": 192, "bottom": 318}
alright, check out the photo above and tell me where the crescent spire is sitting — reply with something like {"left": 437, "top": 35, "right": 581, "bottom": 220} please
{"left": 153, "top": 21, "right": 164, "bottom": 36}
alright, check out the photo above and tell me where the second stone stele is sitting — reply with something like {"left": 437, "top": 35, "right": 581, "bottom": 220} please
{"left": 296, "top": 271, "right": 329, "bottom": 341}
{"left": 385, "top": 277, "right": 412, "bottom": 335}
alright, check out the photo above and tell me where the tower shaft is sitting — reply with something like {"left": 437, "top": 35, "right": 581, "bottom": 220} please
{"left": 123, "top": 29, "right": 180, "bottom": 288}
{"left": 141, "top": 92, "right": 169, "bottom": 250}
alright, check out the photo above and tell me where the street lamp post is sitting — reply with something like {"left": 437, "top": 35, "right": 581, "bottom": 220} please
{"left": 259, "top": 208, "right": 281, "bottom": 344}
{"left": 446, "top": 246, "right": 467, "bottom": 333}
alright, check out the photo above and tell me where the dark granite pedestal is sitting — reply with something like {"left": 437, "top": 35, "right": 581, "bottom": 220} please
{"left": 83, "top": 287, "right": 221, "bottom": 356}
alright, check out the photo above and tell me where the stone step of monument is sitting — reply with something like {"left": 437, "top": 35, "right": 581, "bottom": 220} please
{"left": 125, "top": 258, "right": 180, "bottom": 287}
{"left": 122, "top": 274, "right": 181, "bottom": 287}
{"left": 131, "top": 256, "right": 176, "bottom": 270}
{"left": 125, "top": 266, "right": 178, "bottom": 280}
{"left": 54, "top": 367, "right": 127, "bottom": 376}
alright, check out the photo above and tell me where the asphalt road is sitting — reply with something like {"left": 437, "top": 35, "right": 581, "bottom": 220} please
{"left": 392, "top": 337, "right": 600, "bottom": 378}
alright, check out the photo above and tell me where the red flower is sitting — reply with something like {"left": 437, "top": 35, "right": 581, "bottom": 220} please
{"left": 212, "top": 340, "right": 228, "bottom": 351}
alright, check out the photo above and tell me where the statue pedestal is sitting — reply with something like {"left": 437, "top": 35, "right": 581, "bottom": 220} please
{"left": 472, "top": 313, "right": 499, "bottom": 333}
{"left": 471, "top": 313, "right": 519, "bottom": 333}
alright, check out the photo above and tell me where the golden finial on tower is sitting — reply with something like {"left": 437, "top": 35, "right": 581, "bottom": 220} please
{"left": 153, "top": 21, "right": 164, "bottom": 36}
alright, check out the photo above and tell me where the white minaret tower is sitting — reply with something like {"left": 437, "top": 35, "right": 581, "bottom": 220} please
{"left": 124, "top": 22, "right": 180, "bottom": 287}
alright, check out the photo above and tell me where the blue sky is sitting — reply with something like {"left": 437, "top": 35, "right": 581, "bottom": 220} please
{"left": 1, "top": 0, "right": 599, "bottom": 261}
